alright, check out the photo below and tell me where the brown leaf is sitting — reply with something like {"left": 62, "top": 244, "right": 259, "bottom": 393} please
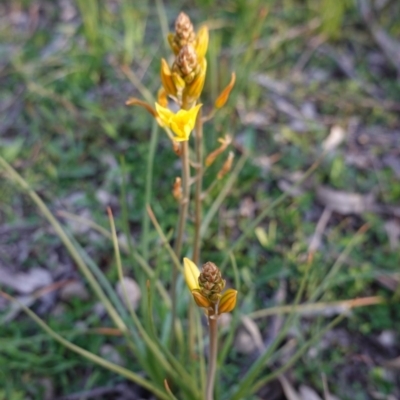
{"left": 316, "top": 186, "right": 375, "bottom": 214}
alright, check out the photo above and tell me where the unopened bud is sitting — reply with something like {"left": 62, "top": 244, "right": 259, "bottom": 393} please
{"left": 195, "top": 25, "right": 209, "bottom": 60}
{"left": 217, "top": 151, "right": 234, "bottom": 179}
{"left": 172, "top": 177, "right": 182, "bottom": 201}
{"left": 199, "top": 261, "right": 225, "bottom": 302}
{"left": 160, "top": 58, "right": 177, "bottom": 97}
{"left": 184, "top": 58, "right": 207, "bottom": 103}
{"left": 191, "top": 289, "right": 213, "bottom": 308}
{"left": 157, "top": 87, "right": 168, "bottom": 107}
{"left": 215, "top": 72, "right": 236, "bottom": 109}
{"left": 218, "top": 289, "right": 237, "bottom": 314}
{"left": 174, "top": 45, "right": 198, "bottom": 83}
{"left": 175, "top": 12, "right": 195, "bottom": 43}
{"left": 171, "top": 72, "right": 186, "bottom": 91}
{"left": 172, "top": 140, "right": 181, "bottom": 156}
{"left": 183, "top": 258, "right": 200, "bottom": 292}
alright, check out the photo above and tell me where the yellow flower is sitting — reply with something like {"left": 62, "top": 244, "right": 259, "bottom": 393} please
{"left": 155, "top": 103, "right": 202, "bottom": 141}
{"left": 183, "top": 257, "right": 200, "bottom": 291}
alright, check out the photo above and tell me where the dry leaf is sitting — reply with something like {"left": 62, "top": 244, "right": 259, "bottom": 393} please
{"left": 384, "top": 220, "right": 400, "bottom": 250}
{"left": 322, "top": 126, "right": 345, "bottom": 152}
{"left": 279, "top": 375, "right": 301, "bottom": 400}
{"left": 234, "top": 315, "right": 264, "bottom": 354}
{"left": 299, "top": 385, "right": 322, "bottom": 400}
{"left": 316, "top": 186, "right": 375, "bottom": 214}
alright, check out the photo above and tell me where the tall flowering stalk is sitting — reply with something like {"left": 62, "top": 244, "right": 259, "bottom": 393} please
{"left": 184, "top": 258, "right": 237, "bottom": 400}
{"left": 127, "top": 11, "right": 236, "bottom": 397}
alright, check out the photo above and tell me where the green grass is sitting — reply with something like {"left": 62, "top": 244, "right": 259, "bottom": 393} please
{"left": 1, "top": 0, "right": 400, "bottom": 398}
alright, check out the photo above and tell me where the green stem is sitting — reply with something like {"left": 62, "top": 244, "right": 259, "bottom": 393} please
{"left": 206, "top": 314, "right": 218, "bottom": 400}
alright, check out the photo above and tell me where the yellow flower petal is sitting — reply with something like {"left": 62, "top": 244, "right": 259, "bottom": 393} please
{"left": 183, "top": 257, "right": 200, "bottom": 291}
{"left": 155, "top": 102, "right": 173, "bottom": 127}
{"left": 155, "top": 103, "right": 202, "bottom": 141}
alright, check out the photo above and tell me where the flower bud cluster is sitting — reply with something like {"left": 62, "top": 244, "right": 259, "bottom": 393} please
{"left": 183, "top": 258, "right": 237, "bottom": 315}
{"left": 161, "top": 12, "right": 208, "bottom": 107}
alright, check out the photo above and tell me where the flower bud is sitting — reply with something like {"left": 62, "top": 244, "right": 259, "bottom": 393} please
{"left": 191, "top": 289, "right": 213, "bottom": 308}
{"left": 172, "top": 140, "right": 181, "bottom": 156}
{"left": 160, "top": 58, "right": 177, "bottom": 97}
{"left": 174, "top": 45, "right": 198, "bottom": 83}
{"left": 195, "top": 25, "right": 209, "bottom": 60}
{"left": 174, "top": 12, "right": 196, "bottom": 47}
{"left": 157, "top": 87, "right": 168, "bottom": 107}
{"left": 171, "top": 72, "right": 186, "bottom": 91}
{"left": 183, "top": 58, "right": 207, "bottom": 103}
{"left": 183, "top": 258, "right": 200, "bottom": 292}
{"left": 172, "top": 177, "right": 182, "bottom": 201}
{"left": 205, "top": 134, "right": 232, "bottom": 167}
{"left": 198, "top": 262, "right": 225, "bottom": 302}
{"left": 217, "top": 151, "right": 234, "bottom": 179}
{"left": 218, "top": 289, "right": 237, "bottom": 314}
{"left": 215, "top": 72, "right": 236, "bottom": 109}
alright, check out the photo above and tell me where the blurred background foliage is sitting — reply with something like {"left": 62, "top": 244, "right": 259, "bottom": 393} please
{"left": 1, "top": 0, "right": 400, "bottom": 399}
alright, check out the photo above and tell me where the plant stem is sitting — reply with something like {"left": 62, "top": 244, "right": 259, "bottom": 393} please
{"left": 174, "top": 140, "right": 190, "bottom": 258}
{"left": 206, "top": 313, "right": 218, "bottom": 400}
{"left": 171, "top": 140, "right": 190, "bottom": 346}
{"left": 193, "top": 109, "right": 203, "bottom": 265}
